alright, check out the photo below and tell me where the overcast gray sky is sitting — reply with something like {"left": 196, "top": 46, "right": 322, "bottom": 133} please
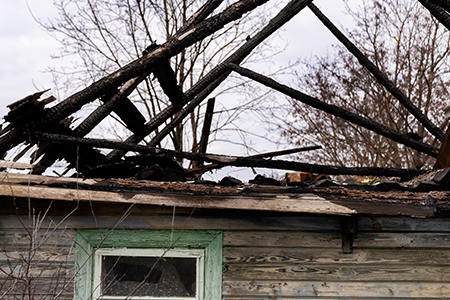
{"left": 0, "top": 1, "right": 61, "bottom": 117}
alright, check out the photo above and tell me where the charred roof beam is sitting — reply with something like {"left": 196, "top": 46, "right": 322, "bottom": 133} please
{"left": 419, "top": 0, "right": 450, "bottom": 30}
{"left": 32, "top": 131, "right": 427, "bottom": 178}
{"left": 309, "top": 2, "right": 444, "bottom": 141}
{"left": 227, "top": 63, "right": 439, "bottom": 158}
{"left": 105, "top": 0, "right": 314, "bottom": 162}
{"left": 0, "top": 0, "right": 272, "bottom": 157}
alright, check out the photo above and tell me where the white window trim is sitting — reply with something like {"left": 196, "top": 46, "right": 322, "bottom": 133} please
{"left": 92, "top": 248, "right": 205, "bottom": 300}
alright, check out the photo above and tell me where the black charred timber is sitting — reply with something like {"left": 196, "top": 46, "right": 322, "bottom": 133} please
{"left": 29, "top": 74, "right": 146, "bottom": 173}
{"left": 419, "top": 0, "right": 450, "bottom": 31}
{"left": 105, "top": 0, "right": 314, "bottom": 162}
{"left": 228, "top": 63, "right": 439, "bottom": 158}
{"left": 185, "top": 145, "right": 323, "bottom": 175}
{"left": 33, "top": 131, "right": 427, "bottom": 179}
{"left": 74, "top": 74, "right": 148, "bottom": 137}
{"left": 147, "top": 76, "right": 227, "bottom": 149}
{"left": 4, "top": 90, "right": 51, "bottom": 126}
{"left": 308, "top": 3, "right": 445, "bottom": 142}
{"left": 32, "top": 123, "right": 106, "bottom": 175}
{"left": 198, "top": 98, "right": 215, "bottom": 153}
{"left": 249, "top": 145, "right": 322, "bottom": 159}
{"left": 429, "top": 0, "right": 450, "bottom": 11}
{"left": 125, "top": 154, "right": 183, "bottom": 171}
{"left": 153, "top": 60, "right": 183, "bottom": 105}
{"left": 144, "top": 44, "right": 183, "bottom": 105}
{"left": 0, "top": 0, "right": 271, "bottom": 156}
{"left": 1, "top": 91, "right": 54, "bottom": 160}
{"left": 105, "top": 96, "right": 146, "bottom": 134}
{"left": 193, "top": 98, "right": 216, "bottom": 168}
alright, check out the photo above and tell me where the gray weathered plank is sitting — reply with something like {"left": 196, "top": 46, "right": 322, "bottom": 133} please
{"left": 223, "top": 297, "right": 436, "bottom": 300}
{"left": 0, "top": 214, "right": 341, "bottom": 231}
{"left": 0, "top": 262, "right": 74, "bottom": 279}
{"left": 0, "top": 250, "right": 72, "bottom": 263}
{"left": 223, "top": 264, "right": 450, "bottom": 282}
{"left": 354, "top": 232, "right": 450, "bottom": 248}
{"left": 0, "top": 229, "right": 76, "bottom": 249}
{"left": 0, "top": 183, "right": 356, "bottom": 215}
{"left": 222, "top": 280, "right": 450, "bottom": 298}
{"left": 224, "top": 232, "right": 342, "bottom": 248}
{"left": 358, "top": 216, "right": 450, "bottom": 232}
{"left": 223, "top": 247, "right": 450, "bottom": 265}
{"left": 0, "top": 279, "right": 73, "bottom": 297}
{"left": 0, "top": 160, "right": 34, "bottom": 169}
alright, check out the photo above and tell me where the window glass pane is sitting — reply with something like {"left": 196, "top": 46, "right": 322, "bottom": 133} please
{"left": 101, "top": 256, "right": 197, "bottom": 297}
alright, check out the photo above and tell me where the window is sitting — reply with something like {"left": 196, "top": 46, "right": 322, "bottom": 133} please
{"left": 74, "top": 230, "right": 223, "bottom": 300}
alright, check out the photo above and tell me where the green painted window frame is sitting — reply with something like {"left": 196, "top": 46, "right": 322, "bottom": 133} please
{"left": 74, "top": 230, "right": 223, "bottom": 300}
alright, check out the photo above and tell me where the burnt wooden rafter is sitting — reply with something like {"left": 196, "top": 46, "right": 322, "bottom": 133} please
{"left": 31, "top": 74, "right": 150, "bottom": 173}
{"left": 146, "top": 76, "right": 226, "bottom": 149}
{"left": 185, "top": 145, "right": 323, "bottom": 175}
{"left": 434, "top": 124, "right": 450, "bottom": 169}
{"left": 429, "top": 0, "right": 450, "bottom": 11}
{"left": 76, "top": 73, "right": 150, "bottom": 137}
{"left": 227, "top": 63, "right": 439, "bottom": 157}
{"left": 308, "top": 3, "right": 445, "bottom": 141}
{"left": 178, "top": 0, "right": 225, "bottom": 33}
{"left": 105, "top": 0, "right": 314, "bottom": 162}
{"left": 193, "top": 97, "right": 216, "bottom": 168}
{"left": 100, "top": 96, "right": 146, "bottom": 135}
{"left": 0, "top": 0, "right": 272, "bottom": 157}
{"left": 419, "top": 0, "right": 450, "bottom": 31}
{"left": 32, "top": 131, "right": 426, "bottom": 178}
{"left": 146, "top": 45, "right": 184, "bottom": 106}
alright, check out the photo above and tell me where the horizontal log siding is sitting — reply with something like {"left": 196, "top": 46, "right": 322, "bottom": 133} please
{"left": 1, "top": 214, "right": 450, "bottom": 299}
{"left": 222, "top": 215, "right": 450, "bottom": 299}
{"left": 0, "top": 226, "right": 75, "bottom": 299}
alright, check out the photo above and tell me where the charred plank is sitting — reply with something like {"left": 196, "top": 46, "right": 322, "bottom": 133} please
{"left": 105, "top": 0, "right": 313, "bottom": 162}
{"left": 308, "top": 3, "right": 444, "bottom": 141}
{"left": 33, "top": 131, "right": 427, "bottom": 179}
{"left": 419, "top": 0, "right": 450, "bottom": 31}
{"left": 227, "top": 63, "right": 439, "bottom": 158}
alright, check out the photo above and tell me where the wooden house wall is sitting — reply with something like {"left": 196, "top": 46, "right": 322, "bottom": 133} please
{"left": 1, "top": 206, "right": 450, "bottom": 299}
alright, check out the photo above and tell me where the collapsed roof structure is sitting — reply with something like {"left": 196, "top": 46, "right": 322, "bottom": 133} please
{"left": 1, "top": 0, "right": 450, "bottom": 188}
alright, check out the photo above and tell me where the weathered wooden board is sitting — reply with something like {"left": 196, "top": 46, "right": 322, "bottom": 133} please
{"left": 5, "top": 214, "right": 449, "bottom": 232}
{"left": 224, "top": 232, "right": 342, "bottom": 248}
{"left": 0, "top": 160, "right": 34, "bottom": 169}
{"left": 223, "top": 247, "right": 450, "bottom": 265}
{"left": 226, "top": 231, "right": 450, "bottom": 249}
{"left": 354, "top": 232, "right": 450, "bottom": 248}
{"left": 223, "top": 264, "right": 450, "bottom": 282}
{"left": 0, "top": 172, "right": 442, "bottom": 217}
{"left": 0, "top": 250, "right": 72, "bottom": 263}
{"left": 358, "top": 216, "right": 450, "bottom": 232}
{"left": 0, "top": 262, "right": 74, "bottom": 279}
{"left": 0, "top": 172, "right": 97, "bottom": 187}
{"left": 0, "top": 214, "right": 342, "bottom": 231}
{"left": 0, "top": 229, "right": 76, "bottom": 249}
{"left": 0, "top": 279, "right": 74, "bottom": 297}
{"left": 0, "top": 183, "right": 356, "bottom": 215}
{"left": 222, "top": 280, "right": 450, "bottom": 298}
{"left": 223, "top": 297, "right": 437, "bottom": 300}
